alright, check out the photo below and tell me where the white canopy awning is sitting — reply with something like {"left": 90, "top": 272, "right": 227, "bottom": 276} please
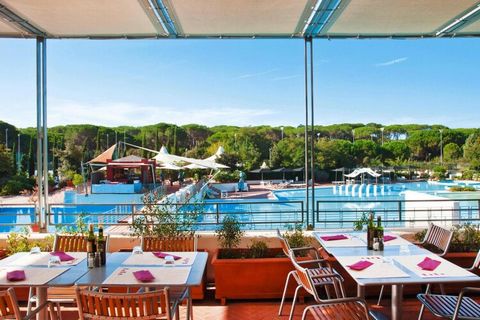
{"left": 153, "top": 146, "right": 225, "bottom": 170}
{"left": 344, "top": 168, "right": 381, "bottom": 178}
{"left": 0, "top": 1, "right": 479, "bottom": 39}
{"left": 185, "top": 146, "right": 229, "bottom": 170}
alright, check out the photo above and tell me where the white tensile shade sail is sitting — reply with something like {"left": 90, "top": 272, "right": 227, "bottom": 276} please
{"left": 153, "top": 146, "right": 227, "bottom": 170}
{"left": 185, "top": 146, "right": 229, "bottom": 170}
{"left": 344, "top": 168, "right": 381, "bottom": 178}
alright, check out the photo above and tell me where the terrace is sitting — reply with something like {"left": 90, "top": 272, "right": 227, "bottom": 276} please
{"left": 1, "top": 1, "right": 480, "bottom": 319}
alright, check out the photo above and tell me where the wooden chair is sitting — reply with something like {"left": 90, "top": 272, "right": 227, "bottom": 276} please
{"left": 417, "top": 249, "right": 480, "bottom": 320}
{"left": 141, "top": 235, "right": 198, "bottom": 252}
{"left": 378, "top": 223, "right": 453, "bottom": 306}
{"left": 0, "top": 288, "right": 58, "bottom": 320}
{"left": 140, "top": 235, "right": 198, "bottom": 320}
{"left": 289, "top": 254, "right": 371, "bottom": 320}
{"left": 28, "top": 234, "right": 110, "bottom": 317}
{"left": 277, "top": 229, "right": 345, "bottom": 317}
{"left": 75, "top": 287, "right": 172, "bottom": 320}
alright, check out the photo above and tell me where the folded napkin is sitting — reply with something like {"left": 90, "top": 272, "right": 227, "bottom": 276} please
{"left": 320, "top": 235, "right": 348, "bottom": 241}
{"left": 417, "top": 257, "right": 441, "bottom": 271}
{"left": 383, "top": 235, "right": 397, "bottom": 242}
{"left": 50, "top": 251, "right": 75, "bottom": 262}
{"left": 133, "top": 270, "right": 155, "bottom": 283}
{"left": 153, "top": 252, "right": 182, "bottom": 260}
{"left": 348, "top": 260, "right": 373, "bottom": 271}
{"left": 7, "top": 270, "right": 26, "bottom": 282}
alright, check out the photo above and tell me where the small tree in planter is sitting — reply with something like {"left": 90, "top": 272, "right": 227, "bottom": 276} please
{"left": 130, "top": 190, "right": 201, "bottom": 238}
{"left": 213, "top": 219, "right": 306, "bottom": 304}
{"left": 216, "top": 216, "right": 244, "bottom": 258}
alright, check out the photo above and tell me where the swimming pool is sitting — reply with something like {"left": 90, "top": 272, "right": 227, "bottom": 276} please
{"left": 1, "top": 181, "right": 479, "bottom": 232}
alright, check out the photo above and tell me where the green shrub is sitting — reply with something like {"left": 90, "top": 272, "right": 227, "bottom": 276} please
{"left": 6, "top": 228, "right": 54, "bottom": 255}
{"left": 216, "top": 216, "right": 244, "bottom": 258}
{"left": 449, "top": 186, "right": 476, "bottom": 192}
{"left": 353, "top": 212, "right": 369, "bottom": 231}
{"left": 283, "top": 224, "right": 311, "bottom": 252}
{"left": 248, "top": 239, "right": 268, "bottom": 258}
{"left": 72, "top": 173, "right": 84, "bottom": 187}
{"left": 0, "top": 175, "right": 35, "bottom": 195}
{"left": 214, "top": 171, "right": 240, "bottom": 183}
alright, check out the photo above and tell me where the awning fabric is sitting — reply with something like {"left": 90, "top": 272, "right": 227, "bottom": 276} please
{"left": 344, "top": 168, "right": 381, "bottom": 178}
{"left": 1, "top": 1, "right": 479, "bottom": 39}
{"left": 87, "top": 144, "right": 117, "bottom": 164}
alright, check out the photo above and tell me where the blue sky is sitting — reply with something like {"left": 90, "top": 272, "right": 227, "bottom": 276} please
{"left": 0, "top": 37, "right": 479, "bottom": 128}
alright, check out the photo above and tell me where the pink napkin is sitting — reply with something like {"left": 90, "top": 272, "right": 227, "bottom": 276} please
{"left": 50, "top": 251, "right": 75, "bottom": 262}
{"left": 320, "top": 235, "right": 348, "bottom": 241}
{"left": 7, "top": 270, "right": 26, "bottom": 282}
{"left": 153, "top": 252, "right": 182, "bottom": 260}
{"left": 133, "top": 270, "right": 155, "bottom": 283}
{"left": 417, "top": 257, "right": 441, "bottom": 271}
{"left": 383, "top": 235, "right": 397, "bottom": 242}
{"left": 348, "top": 260, "right": 374, "bottom": 271}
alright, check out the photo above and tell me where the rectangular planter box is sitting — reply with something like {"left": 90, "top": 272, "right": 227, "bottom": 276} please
{"left": 212, "top": 248, "right": 299, "bottom": 304}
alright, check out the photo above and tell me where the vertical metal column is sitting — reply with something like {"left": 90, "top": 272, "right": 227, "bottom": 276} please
{"left": 42, "top": 38, "right": 49, "bottom": 230}
{"left": 309, "top": 38, "right": 315, "bottom": 229}
{"left": 304, "top": 39, "right": 310, "bottom": 227}
{"left": 36, "top": 37, "right": 44, "bottom": 229}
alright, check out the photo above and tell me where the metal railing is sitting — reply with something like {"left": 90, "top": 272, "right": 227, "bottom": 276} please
{"left": 315, "top": 198, "right": 480, "bottom": 229}
{"left": 2, "top": 197, "right": 480, "bottom": 232}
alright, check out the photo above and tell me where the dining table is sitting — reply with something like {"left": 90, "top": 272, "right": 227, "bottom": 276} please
{"left": 314, "top": 231, "right": 480, "bottom": 320}
{"left": 75, "top": 251, "right": 208, "bottom": 320}
{"left": 0, "top": 251, "right": 89, "bottom": 320}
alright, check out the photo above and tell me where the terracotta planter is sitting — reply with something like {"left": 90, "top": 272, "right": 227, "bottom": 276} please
{"left": 212, "top": 248, "right": 298, "bottom": 304}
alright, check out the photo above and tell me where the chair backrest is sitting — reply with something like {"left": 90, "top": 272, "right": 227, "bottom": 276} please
{"left": 54, "top": 234, "right": 110, "bottom": 252}
{"left": 276, "top": 229, "right": 291, "bottom": 257}
{"left": 141, "top": 235, "right": 198, "bottom": 252}
{"left": 289, "top": 251, "right": 321, "bottom": 302}
{"left": 423, "top": 223, "right": 453, "bottom": 256}
{"left": 472, "top": 249, "right": 480, "bottom": 270}
{"left": 0, "top": 288, "right": 22, "bottom": 319}
{"left": 75, "top": 287, "right": 171, "bottom": 320}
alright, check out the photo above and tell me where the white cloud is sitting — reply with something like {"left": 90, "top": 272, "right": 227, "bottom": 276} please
{"left": 375, "top": 57, "right": 408, "bottom": 67}
{"left": 234, "top": 68, "right": 278, "bottom": 79}
{"left": 45, "top": 99, "right": 280, "bottom": 127}
{"left": 272, "top": 74, "right": 301, "bottom": 81}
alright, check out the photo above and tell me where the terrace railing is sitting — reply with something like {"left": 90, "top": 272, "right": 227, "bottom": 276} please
{"left": 2, "top": 197, "right": 480, "bottom": 232}
{"left": 315, "top": 198, "right": 480, "bottom": 229}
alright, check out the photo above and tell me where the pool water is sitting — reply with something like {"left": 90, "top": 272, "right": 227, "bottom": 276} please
{"left": 1, "top": 181, "right": 479, "bottom": 232}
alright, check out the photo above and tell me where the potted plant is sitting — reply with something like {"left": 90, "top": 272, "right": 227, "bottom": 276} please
{"left": 212, "top": 218, "right": 308, "bottom": 305}
{"left": 130, "top": 190, "right": 206, "bottom": 299}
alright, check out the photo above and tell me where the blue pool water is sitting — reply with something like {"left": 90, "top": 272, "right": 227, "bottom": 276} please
{"left": 1, "top": 181, "right": 479, "bottom": 232}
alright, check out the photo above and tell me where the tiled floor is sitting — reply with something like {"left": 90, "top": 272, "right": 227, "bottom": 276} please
{"left": 53, "top": 296, "right": 440, "bottom": 319}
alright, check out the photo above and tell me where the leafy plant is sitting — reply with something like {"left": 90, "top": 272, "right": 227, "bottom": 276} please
{"left": 72, "top": 173, "right": 84, "bottom": 187}
{"left": 130, "top": 190, "right": 200, "bottom": 238}
{"left": 353, "top": 212, "right": 369, "bottom": 231}
{"left": 56, "top": 212, "right": 89, "bottom": 235}
{"left": 414, "top": 228, "right": 427, "bottom": 242}
{"left": 6, "top": 228, "right": 54, "bottom": 255}
{"left": 449, "top": 186, "right": 476, "bottom": 192}
{"left": 248, "top": 239, "right": 268, "bottom": 258}
{"left": 216, "top": 216, "right": 244, "bottom": 258}
{"left": 283, "top": 224, "right": 310, "bottom": 249}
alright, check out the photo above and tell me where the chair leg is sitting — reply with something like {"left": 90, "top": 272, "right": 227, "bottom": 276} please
{"left": 289, "top": 285, "right": 301, "bottom": 320}
{"left": 301, "top": 306, "right": 311, "bottom": 320}
{"left": 377, "top": 285, "right": 384, "bottom": 306}
{"left": 279, "top": 271, "right": 294, "bottom": 315}
{"left": 27, "top": 287, "right": 35, "bottom": 315}
{"left": 175, "top": 304, "right": 180, "bottom": 320}
{"left": 418, "top": 284, "right": 431, "bottom": 320}
{"left": 325, "top": 285, "right": 332, "bottom": 299}
{"left": 439, "top": 284, "right": 445, "bottom": 295}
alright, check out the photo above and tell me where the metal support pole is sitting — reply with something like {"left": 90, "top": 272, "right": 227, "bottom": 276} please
{"left": 304, "top": 39, "right": 309, "bottom": 228}
{"left": 36, "top": 37, "right": 44, "bottom": 229}
{"left": 309, "top": 38, "right": 315, "bottom": 229}
{"left": 42, "top": 38, "right": 49, "bottom": 231}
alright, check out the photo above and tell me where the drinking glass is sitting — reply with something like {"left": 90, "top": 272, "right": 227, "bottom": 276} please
{"left": 48, "top": 255, "right": 61, "bottom": 267}
{"left": 399, "top": 244, "right": 410, "bottom": 255}
{"left": 132, "top": 246, "right": 143, "bottom": 255}
{"left": 30, "top": 246, "right": 41, "bottom": 254}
